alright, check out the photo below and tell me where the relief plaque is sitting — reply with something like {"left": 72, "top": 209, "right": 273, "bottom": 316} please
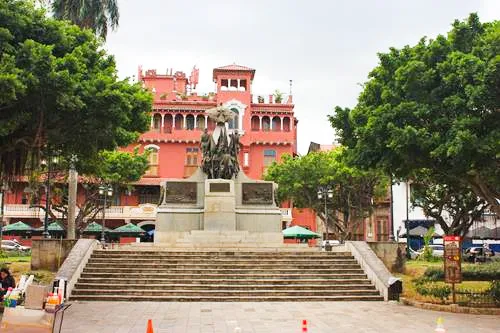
{"left": 210, "top": 182, "right": 230, "bottom": 193}
{"left": 242, "top": 183, "right": 273, "bottom": 205}
{"left": 164, "top": 182, "right": 197, "bottom": 203}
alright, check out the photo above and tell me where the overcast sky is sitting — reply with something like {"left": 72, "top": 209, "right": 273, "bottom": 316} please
{"left": 105, "top": 0, "right": 499, "bottom": 154}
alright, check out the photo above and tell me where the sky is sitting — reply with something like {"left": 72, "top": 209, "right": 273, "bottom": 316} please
{"left": 105, "top": 0, "right": 499, "bottom": 155}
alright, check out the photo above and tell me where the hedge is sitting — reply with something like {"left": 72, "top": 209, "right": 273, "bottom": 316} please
{"left": 424, "top": 261, "right": 500, "bottom": 281}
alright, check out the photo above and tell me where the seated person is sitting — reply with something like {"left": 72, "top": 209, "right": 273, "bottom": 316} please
{"left": 1, "top": 267, "right": 16, "bottom": 300}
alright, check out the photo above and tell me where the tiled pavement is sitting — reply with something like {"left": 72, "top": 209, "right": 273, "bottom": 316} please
{"left": 60, "top": 301, "right": 499, "bottom": 333}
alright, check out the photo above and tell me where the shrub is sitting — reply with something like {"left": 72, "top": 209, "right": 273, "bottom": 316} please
{"left": 489, "top": 280, "right": 500, "bottom": 305}
{"left": 423, "top": 261, "right": 500, "bottom": 281}
{"left": 415, "top": 283, "right": 451, "bottom": 303}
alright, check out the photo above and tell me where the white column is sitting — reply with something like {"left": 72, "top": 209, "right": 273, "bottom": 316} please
{"left": 161, "top": 114, "right": 165, "bottom": 129}
{"left": 237, "top": 79, "right": 240, "bottom": 89}
{"left": 270, "top": 117, "right": 273, "bottom": 131}
{"left": 280, "top": 117, "right": 284, "bottom": 131}
{"left": 172, "top": 114, "right": 176, "bottom": 129}
{"left": 183, "top": 114, "right": 187, "bottom": 129}
{"left": 205, "top": 115, "right": 208, "bottom": 128}
{"left": 194, "top": 114, "right": 197, "bottom": 130}
{"left": 150, "top": 115, "right": 154, "bottom": 129}
{"left": 259, "top": 116, "right": 262, "bottom": 130}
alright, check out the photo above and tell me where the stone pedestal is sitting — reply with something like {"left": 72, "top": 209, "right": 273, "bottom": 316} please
{"left": 203, "top": 179, "right": 235, "bottom": 231}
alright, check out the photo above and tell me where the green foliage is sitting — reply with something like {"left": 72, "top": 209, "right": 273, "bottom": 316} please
{"left": 94, "top": 148, "right": 149, "bottom": 184}
{"left": 51, "top": 0, "right": 119, "bottom": 40}
{"left": 265, "top": 148, "right": 388, "bottom": 240}
{"left": 489, "top": 280, "right": 500, "bottom": 305}
{"left": 329, "top": 13, "right": 500, "bottom": 216}
{"left": 424, "top": 261, "right": 500, "bottom": 281}
{"left": 421, "top": 227, "right": 435, "bottom": 261}
{"left": 0, "top": 0, "right": 152, "bottom": 176}
{"left": 415, "top": 281, "right": 451, "bottom": 303}
{"left": 273, "top": 90, "right": 283, "bottom": 103}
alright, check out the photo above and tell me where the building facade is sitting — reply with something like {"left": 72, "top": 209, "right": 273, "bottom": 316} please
{"left": 2, "top": 64, "right": 308, "bottom": 236}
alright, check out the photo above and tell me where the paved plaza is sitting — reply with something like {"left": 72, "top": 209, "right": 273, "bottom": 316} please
{"left": 61, "top": 301, "right": 499, "bottom": 333}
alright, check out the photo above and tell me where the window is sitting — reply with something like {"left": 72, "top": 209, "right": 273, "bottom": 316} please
{"left": 228, "top": 108, "right": 239, "bottom": 129}
{"left": 239, "top": 79, "right": 247, "bottom": 91}
{"left": 144, "top": 147, "right": 159, "bottom": 177}
{"left": 263, "top": 149, "right": 276, "bottom": 167}
{"left": 186, "top": 147, "right": 199, "bottom": 166}
{"left": 376, "top": 219, "right": 388, "bottom": 241}
{"left": 262, "top": 117, "right": 270, "bottom": 131}
{"left": 138, "top": 186, "right": 160, "bottom": 205}
{"left": 152, "top": 114, "right": 161, "bottom": 132}
{"left": 186, "top": 115, "right": 195, "bottom": 130}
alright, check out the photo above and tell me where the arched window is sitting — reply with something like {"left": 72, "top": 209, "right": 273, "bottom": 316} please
{"left": 228, "top": 108, "right": 239, "bottom": 129}
{"left": 196, "top": 115, "right": 205, "bottom": 129}
{"left": 251, "top": 116, "right": 260, "bottom": 131}
{"left": 272, "top": 116, "right": 281, "bottom": 131}
{"left": 283, "top": 117, "right": 291, "bottom": 132}
{"left": 164, "top": 114, "right": 173, "bottom": 133}
{"left": 262, "top": 116, "right": 271, "bottom": 131}
{"left": 186, "top": 115, "right": 195, "bottom": 130}
{"left": 174, "top": 114, "right": 183, "bottom": 130}
{"left": 144, "top": 146, "right": 159, "bottom": 177}
{"left": 152, "top": 114, "right": 161, "bottom": 132}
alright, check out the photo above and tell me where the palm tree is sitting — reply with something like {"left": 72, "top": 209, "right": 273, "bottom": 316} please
{"left": 51, "top": 0, "right": 119, "bottom": 40}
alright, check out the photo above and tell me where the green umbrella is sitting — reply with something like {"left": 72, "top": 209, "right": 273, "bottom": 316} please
{"left": 2, "top": 221, "right": 33, "bottom": 232}
{"left": 83, "top": 222, "right": 110, "bottom": 233}
{"left": 36, "top": 222, "right": 65, "bottom": 232}
{"left": 111, "top": 223, "right": 145, "bottom": 234}
{"left": 282, "top": 225, "right": 320, "bottom": 239}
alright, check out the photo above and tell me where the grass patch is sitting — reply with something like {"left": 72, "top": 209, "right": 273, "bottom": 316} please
{"left": 0, "top": 256, "right": 55, "bottom": 285}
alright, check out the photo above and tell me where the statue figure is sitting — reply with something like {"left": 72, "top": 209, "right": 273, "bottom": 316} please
{"left": 200, "top": 128, "right": 211, "bottom": 157}
{"left": 200, "top": 104, "right": 241, "bottom": 179}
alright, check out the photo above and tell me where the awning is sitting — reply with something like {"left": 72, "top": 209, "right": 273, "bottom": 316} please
{"left": 2, "top": 221, "right": 33, "bottom": 232}
{"left": 36, "top": 222, "right": 65, "bottom": 232}
{"left": 110, "top": 223, "right": 145, "bottom": 234}
{"left": 83, "top": 222, "right": 110, "bottom": 233}
{"left": 282, "top": 225, "right": 320, "bottom": 239}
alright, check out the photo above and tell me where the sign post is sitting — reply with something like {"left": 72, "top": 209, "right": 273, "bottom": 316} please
{"left": 443, "top": 235, "right": 462, "bottom": 304}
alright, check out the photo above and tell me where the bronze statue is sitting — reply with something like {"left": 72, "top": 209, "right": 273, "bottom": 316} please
{"left": 201, "top": 105, "right": 240, "bottom": 179}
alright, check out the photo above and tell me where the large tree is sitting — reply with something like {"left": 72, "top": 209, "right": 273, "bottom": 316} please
{"left": 329, "top": 14, "right": 500, "bottom": 215}
{"left": 265, "top": 149, "right": 388, "bottom": 240}
{"left": 30, "top": 148, "right": 149, "bottom": 234}
{"left": 51, "top": 0, "right": 119, "bottom": 40}
{"left": 0, "top": 0, "right": 150, "bottom": 177}
{"left": 410, "top": 171, "right": 488, "bottom": 236}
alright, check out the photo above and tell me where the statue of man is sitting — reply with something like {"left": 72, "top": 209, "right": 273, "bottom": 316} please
{"left": 200, "top": 128, "right": 210, "bottom": 157}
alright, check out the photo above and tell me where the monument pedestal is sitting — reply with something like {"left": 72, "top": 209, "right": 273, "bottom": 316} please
{"left": 155, "top": 169, "right": 292, "bottom": 248}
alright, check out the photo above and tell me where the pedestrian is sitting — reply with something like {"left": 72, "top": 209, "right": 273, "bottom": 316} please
{"left": 0, "top": 267, "right": 16, "bottom": 300}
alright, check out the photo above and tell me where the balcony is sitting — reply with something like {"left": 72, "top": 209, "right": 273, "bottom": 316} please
{"left": 4, "top": 204, "right": 158, "bottom": 221}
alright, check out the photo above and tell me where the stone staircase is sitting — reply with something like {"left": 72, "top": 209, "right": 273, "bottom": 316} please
{"left": 70, "top": 250, "right": 383, "bottom": 301}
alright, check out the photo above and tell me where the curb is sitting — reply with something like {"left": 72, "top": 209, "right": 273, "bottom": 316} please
{"left": 400, "top": 297, "right": 500, "bottom": 315}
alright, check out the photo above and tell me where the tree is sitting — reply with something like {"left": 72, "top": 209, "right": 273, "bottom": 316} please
{"left": 410, "top": 171, "right": 488, "bottom": 237}
{"left": 29, "top": 148, "right": 150, "bottom": 235}
{"left": 0, "top": 0, "right": 151, "bottom": 177}
{"left": 51, "top": 0, "right": 119, "bottom": 40}
{"left": 329, "top": 14, "right": 500, "bottom": 215}
{"left": 264, "top": 149, "right": 388, "bottom": 240}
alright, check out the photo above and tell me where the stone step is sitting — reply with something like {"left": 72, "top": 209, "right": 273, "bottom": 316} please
{"left": 83, "top": 263, "right": 362, "bottom": 270}
{"left": 69, "top": 295, "right": 384, "bottom": 302}
{"left": 71, "top": 289, "right": 381, "bottom": 297}
{"left": 82, "top": 268, "right": 365, "bottom": 274}
{"left": 74, "top": 283, "right": 376, "bottom": 291}
{"left": 92, "top": 250, "right": 352, "bottom": 256}
{"left": 87, "top": 258, "right": 359, "bottom": 264}
{"left": 79, "top": 272, "right": 368, "bottom": 279}
{"left": 90, "top": 254, "right": 355, "bottom": 260}
{"left": 77, "top": 278, "right": 373, "bottom": 285}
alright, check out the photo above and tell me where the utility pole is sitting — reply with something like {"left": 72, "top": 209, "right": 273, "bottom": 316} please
{"left": 67, "top": 155, "right": 78, "bottom": 239}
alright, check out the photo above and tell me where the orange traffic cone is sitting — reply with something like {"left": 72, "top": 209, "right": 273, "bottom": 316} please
{"left": 302, "top": 319, "right": 308, "bottom": 332}
{"left": 146, "top": 319, "right": 154, "bottom": 333}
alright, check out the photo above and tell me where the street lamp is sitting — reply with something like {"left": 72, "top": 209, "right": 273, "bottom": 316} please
{"left": 41, "top": 155, "right": 59, "bottom": 239}
{"left": 0, "top": 182, "right": 8, "bottom": 242}
{"left": 99, "top": 184, "right": 113, "bottom": 246}
{"left": 317, "top": 186, "right": 334, "bottom": 241}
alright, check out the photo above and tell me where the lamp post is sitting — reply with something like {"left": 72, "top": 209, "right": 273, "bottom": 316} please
{"left": 0, "top": 182, "right": 6, "bottom": 242}
{"left": 99, "top": 184, "right": 113, "bottom": 245}
{"left": 41, "top": 155, "right": 58, "bottom": 239}
{"left": 317, "top": 186, "right": 334, "bottom": 241}
{"left": 405, "top": 181, "right": 410, "bottom": 259}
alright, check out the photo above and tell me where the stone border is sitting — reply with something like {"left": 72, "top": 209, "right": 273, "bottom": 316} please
{"left": 401, "top": 297, "right": 500, "bottom": 315}
{"left": 55, "top": 239, "right": 100, "bottom": 299}
{"left": 346, "top": 241, "right": 397, "bottom": 301}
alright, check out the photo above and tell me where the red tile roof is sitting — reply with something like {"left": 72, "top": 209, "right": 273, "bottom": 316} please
{"left": 213, "top": 64, "right": 255, "bottom": 80}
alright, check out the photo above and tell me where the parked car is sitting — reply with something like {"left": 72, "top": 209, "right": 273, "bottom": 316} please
{"left": 464, "top": 247, "right": 495, "bottom": 263}
{"left": 414, "top": 245, "right": 445, "bottom": 258}
{"left": 1, "top": 240, "right": 30, "bottom": 252}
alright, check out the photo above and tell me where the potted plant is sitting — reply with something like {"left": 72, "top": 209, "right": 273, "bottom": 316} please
{"left": 257, "top": 95, "right": 265, "bottom": 103}
{"left": 159, "top": 93, "right": 167, "bottom": 100}
{"left": 273, "top": 90, "right": 283, "bottom": 103}
{"left": 201, "top": 94, "right": 209, "bottom": 101}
